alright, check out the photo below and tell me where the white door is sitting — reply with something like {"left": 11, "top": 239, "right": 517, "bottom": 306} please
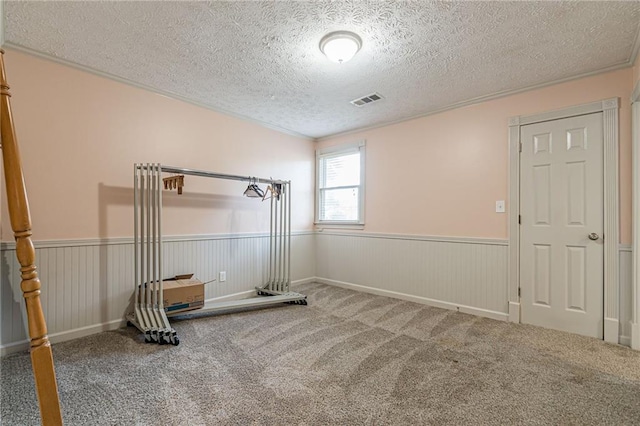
{"left": 520, "top": 113, "right": 604, "bottom": 338}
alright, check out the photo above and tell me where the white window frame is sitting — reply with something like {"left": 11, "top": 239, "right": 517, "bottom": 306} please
{"left": 315, "top": 140, "right": 366, "bottom": 226}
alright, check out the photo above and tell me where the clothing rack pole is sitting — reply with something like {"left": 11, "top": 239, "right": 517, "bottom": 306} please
{"left": 128, "top": 163, "right": 306, "bottom": 346}
{"left": 268, "top": 193, "right": 274, "bottom": 290}
{"left": 287, "top": 182, "right": 292, "bottom": 292}
{"left": 279, "top": 190, "right": 285, "bottom": 292}
{"left": 160, "top": 165, "right": 287, "bottom": 185}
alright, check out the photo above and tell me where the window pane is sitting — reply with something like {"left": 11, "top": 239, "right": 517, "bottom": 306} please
{"left": 320, "top": 188, "right": 359, "bottom": 221}
{"left": 322, "top": 153, "right": 360, "bottom": 188}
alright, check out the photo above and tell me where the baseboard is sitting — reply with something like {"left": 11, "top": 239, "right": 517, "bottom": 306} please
{"left": 0, "top": 339, "right": 32, "bottom": 357}
{"left": 291, "top": 277, "right": 317, "bottom": 287}
{"left": 316, "top": 277, "right": 509, "bottom": 322}
{"left": 1, "top": 288, "right": 297, "bottom": 357}
{"left": 604, "top": 317, "right": 620, "bottom": 344}
{"left": 508, "top": 302, "right": 520, "bottom": 323}
{"left": 632, "top": 323, "right": 640, "bottom": 350}
{"left": 1, "top": 318, "right": 125, "bottom": 357}
{"left": 619, "top": 335, "right": 631, "bottom": 347}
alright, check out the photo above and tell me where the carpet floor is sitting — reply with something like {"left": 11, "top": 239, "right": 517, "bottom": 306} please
{"left": 1, "top": 282, "right": 640, "bottom": 425}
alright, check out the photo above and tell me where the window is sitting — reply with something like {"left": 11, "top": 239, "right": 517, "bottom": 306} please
{"left": 316, "top": 141, "right": 365, "bottom": 225}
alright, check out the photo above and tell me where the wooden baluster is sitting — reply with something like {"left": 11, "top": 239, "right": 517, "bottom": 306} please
{"left": 0, "top": 49, "right": 63, "bottom": 425}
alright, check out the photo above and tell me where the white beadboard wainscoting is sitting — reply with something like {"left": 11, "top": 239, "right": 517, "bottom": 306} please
{"left": 314, "top": 232, "right": 635, "bottom": 346}
{"left": 315, "top": 232, "right": 510, "bottom": 321}
{"left": 0, "top": 231, "right": 634, "bottom": 354}
{"left": 0, "top": 232, "right": 315, "bottom": 355}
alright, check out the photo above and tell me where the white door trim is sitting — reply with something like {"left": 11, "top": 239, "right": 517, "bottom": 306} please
{"left": 632, "top": 84, "right": 640, "bottom": 350}
{"left": 508, "top": 98, "right": 620, "bottom": 344}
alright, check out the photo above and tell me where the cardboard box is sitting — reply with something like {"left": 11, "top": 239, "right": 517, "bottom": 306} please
{"left": 161, "top": 279, "right": 204, "bottom": 314}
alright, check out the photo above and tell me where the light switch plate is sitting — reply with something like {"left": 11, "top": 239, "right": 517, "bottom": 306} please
{"left": 496, "top": 200, "right": 505, "bottom": 213}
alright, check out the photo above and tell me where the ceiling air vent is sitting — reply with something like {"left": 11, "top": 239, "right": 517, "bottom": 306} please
{"left": 350, "top": 92, "right": 384, "bottom": 107}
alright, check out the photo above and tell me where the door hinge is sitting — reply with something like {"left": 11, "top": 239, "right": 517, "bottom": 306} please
{"left": 518, "top": 287, "right": 521, "bottom": 297}
{"left": 518, "top": 215, "right": 521, "bottom": 224}
{"left": 519, "top": 142, "right": 523, "bottom": 152}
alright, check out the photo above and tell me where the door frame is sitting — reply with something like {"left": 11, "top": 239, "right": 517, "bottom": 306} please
{"left": 632, "top": 83, "right": 640, "bottom": 350}
{"left": 508, "top": 98, "right": 620, "bottom": 344}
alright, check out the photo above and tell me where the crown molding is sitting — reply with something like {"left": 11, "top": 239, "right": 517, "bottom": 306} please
{"left": 629, "top": 20, "right": 640, "bottom": 68}
{"left": 4, "top": 20, "right": 638, "bottom": 144}
{"left": 2, "top": 43, "right": 316, "bottom": 142}
{"left": 317, "top": 61, "right": 632, "bottom": 142}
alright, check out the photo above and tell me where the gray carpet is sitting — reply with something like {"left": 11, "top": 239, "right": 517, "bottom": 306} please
{"left": 1, "top": 282, "right": 639, "bottom": 425}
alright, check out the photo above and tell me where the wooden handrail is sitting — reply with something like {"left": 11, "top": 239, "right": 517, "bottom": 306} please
{"left": 1, "top": 49, "right": 63, "bottom": 425}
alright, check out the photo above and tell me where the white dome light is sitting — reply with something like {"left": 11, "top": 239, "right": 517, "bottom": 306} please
{"left": 319, "top": 31, "right": 362, "bottom": 64}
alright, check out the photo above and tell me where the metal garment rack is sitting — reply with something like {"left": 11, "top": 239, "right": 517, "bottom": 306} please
{"left": 127, "top": 163, "right": 307, "bottom": 345}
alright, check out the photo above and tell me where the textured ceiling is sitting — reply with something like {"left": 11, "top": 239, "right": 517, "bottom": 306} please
{"left": 4, "top": 1, "right": 640, "bottom": 139}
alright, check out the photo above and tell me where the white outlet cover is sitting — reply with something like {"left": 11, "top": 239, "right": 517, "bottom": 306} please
{"left": 495, "top": 200, "right": 505, "bottom": 213}
{"left": 219, "top": 271, "right": 227, "bottom": 282}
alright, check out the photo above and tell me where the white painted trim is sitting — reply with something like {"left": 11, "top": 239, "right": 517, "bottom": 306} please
{"left": 0, "top": 283, "right": 317, "bottom": 356}
{"left": 315, "top": 140, "right": 366, "bottom": 225}
{"left": 632, "top": 324, "right": 640, "bottom": 350}
{"left": 0, "top": 230, "right": 501, "bottom": 251}
{"left": 2, "top": 44, "right": 315, "bottom": 141}
{"left": 0, "top": 318, "right": 126, "bottom": 357}
{"left": 2, "top": 274, "right": 508, "bottom": 355}
{"left": 314, "top": 223, "right": 366, "bottom": 230}
{"left": 518, "top": 100, "right": 606, "bottom": 126}
{"left": 317, "top": 230, "right": 508, "bottom": 246}
{"left": 508, "top": 98, "right": 620, "bottom": 344}
{"left": 508, "top": 120, "right": 521, "bottom": 313}
{"left": 3, "top": 38, "right": 636, "bottom": 143}
{"left": 603, "top": 99, "right": 621, "bottom": 344}
{"left": 604, "top": 318, "right": 620, "bottom": 345}
{"left": 162, "top": 230, "right": 315, "bottom": 243}
{"left": 620, "top": 335, "right": 631, "bottom": 347}
{"left": 0, "top": 340, "right": 30, "bottom": 357}
{"left": 632, "top": 81, "right": 640, "bottom": 106}
{"left": 316, "top": 140, "right": 365, "bottom": 155}
{"left": 632, "top": 88, "right": 640, "bottom": 350}
{"left": 629, "top": 22, "right": 640, "bottom": 68}
{"left": 620, "top": 244, "right": 633, "bottom": 253}
{"left": 291, "top": 277, "right": 317, "bottom": 287}
{"left": 0, "top": 230, "right": 316, "bottom": 250}
{"left": 508, "top": 302, "right": 520, "bottom": 323}
{"left": 316, "top": 277, "right": 509, "bottom": 322}
{"left": 317, "top": 63, "right": 632, "bottom": 142}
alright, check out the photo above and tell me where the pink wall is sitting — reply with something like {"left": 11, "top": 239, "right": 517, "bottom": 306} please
{"left": 1, "top": 49, "right": 315, "bottom": 241}
{"left": 318, "top": 68, "right": 633, "bottom": 243}
{"left": 3, "top": 49, "right": 635, "bottom": 244}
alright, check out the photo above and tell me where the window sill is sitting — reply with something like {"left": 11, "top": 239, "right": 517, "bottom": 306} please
{"left": 314, "top": 222, "right": 365, "bottom": 230}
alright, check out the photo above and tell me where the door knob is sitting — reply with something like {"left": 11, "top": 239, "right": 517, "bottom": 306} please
{"left": 588, "top": 233, "right": 600, "bottom": 241}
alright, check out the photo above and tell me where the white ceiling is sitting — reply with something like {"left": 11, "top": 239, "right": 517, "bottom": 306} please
{"left": 4, "top": 1, "right": 640, "bottom": 139}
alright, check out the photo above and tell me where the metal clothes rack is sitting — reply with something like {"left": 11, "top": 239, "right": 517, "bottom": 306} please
{"left": 127, "top": 163, "right": 307, "bottom": 345}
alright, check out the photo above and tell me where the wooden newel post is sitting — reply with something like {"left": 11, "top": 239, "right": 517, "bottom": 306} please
{"left": 0, "top": 49, "right": 63, "bottom": 425}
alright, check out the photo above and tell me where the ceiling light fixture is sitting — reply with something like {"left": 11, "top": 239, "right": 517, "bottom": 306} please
{"left": 319, "top": 31, "right": 362, "bottom": 64}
